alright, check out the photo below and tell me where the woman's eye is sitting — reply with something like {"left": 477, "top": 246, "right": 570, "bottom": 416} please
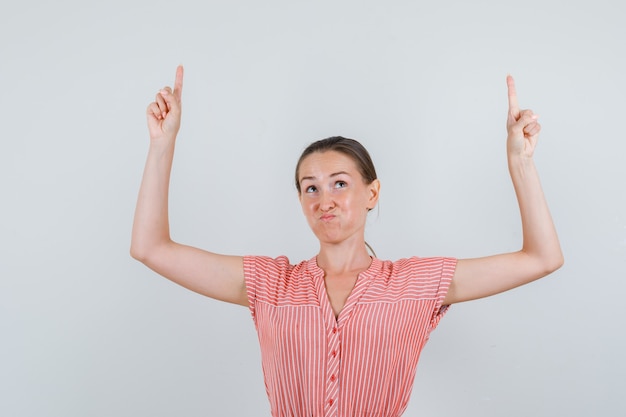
{"left": 334, "top": 181, "right": 347, "bottom": 189}
{"left": 305, "top": 185, "right": 317, "bottom": 193}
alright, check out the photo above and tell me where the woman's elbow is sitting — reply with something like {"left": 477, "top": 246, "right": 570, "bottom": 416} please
{"left": 130, "top": 242, "right": 147, "bottom": 262}
{"left": 543, "top": 251, "right": 564, "bottom": 276}
{"left": 130, "top": 238, "right": 172, "bottom": 267}
{"left": 129, "top": 238, "right": 156, "bottom": 263}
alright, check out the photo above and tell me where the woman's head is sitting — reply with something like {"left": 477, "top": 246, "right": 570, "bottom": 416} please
{"left": 295, "top": 137, "right": 380, "bottom": 252}
{"left": 295, "top": 136, "right": 378, "bottom": 194}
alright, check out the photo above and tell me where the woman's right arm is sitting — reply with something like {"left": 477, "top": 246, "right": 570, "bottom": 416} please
{"left": 130, "top": 66, "right": 248, "bottom": 306}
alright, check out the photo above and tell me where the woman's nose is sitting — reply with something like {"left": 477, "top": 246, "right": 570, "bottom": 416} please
{"left": 319, "top": 190, "right": 335, "bottom": 211}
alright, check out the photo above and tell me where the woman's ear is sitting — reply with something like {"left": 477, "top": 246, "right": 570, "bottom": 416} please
{"left": 367, "top": 179, "right": 381, "bottom": 210}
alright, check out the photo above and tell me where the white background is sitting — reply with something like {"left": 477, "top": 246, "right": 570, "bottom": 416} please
{"left": 2, "top": 1, "right": 625, "bottom": 416}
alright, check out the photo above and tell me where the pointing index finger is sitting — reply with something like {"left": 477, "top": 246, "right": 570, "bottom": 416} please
{"left": 173, "top": 65, "right": 184, "bottom": 99}
{"left": 507, "top": 74, "right": 520, "bottom": 119}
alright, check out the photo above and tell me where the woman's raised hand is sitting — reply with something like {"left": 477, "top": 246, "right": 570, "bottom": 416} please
{"left": 146, "top": 65, "right": 184, "bottom": 142}
{"left": 506, "top": 75, "right": 541, "bottom": 158}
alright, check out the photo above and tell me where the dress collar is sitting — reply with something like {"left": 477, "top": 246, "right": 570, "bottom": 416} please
{"left": 306, "top": 256, "right": 384, "bottom": 325}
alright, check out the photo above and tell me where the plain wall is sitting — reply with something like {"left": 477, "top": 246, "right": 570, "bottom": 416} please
{"left": 1, "top": 1, "right": 625, "bottom": 416}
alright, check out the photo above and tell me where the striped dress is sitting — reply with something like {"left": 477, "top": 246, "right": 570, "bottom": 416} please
{"left": 244, "top": 255, "right": 457, "bottom": 417}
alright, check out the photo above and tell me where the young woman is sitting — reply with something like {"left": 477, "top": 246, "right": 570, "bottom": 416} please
{"left": 131, "top": 66, "right": 563, "bottom": 417}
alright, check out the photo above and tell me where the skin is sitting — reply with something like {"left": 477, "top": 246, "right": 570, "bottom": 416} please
{"left": 445, "top": 76, "right": 564, "bottom": 304}
{"left": 131, "top": 66, "right": 563, "bottom": 315}
{"left": 298, "top": 151, "right": 380, "bottom": 315}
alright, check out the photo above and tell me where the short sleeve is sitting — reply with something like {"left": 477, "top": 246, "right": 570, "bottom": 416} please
{"left": 430, "top": 257, "right": 457, "bottom": 329}
{"left": 243, "top": 255, "right": 292, "bottom": 325}
{"left": 243, "top": 256, "right": 259, "bottom": 323}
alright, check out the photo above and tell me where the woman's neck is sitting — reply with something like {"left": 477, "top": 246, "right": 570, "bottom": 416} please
{"left": 316, "top": 241, "right": 372, "bottom": 275}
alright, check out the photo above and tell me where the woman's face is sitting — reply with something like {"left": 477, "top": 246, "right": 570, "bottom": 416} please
{"left": 298, "top": 151, "right": 379, "bottom": 246}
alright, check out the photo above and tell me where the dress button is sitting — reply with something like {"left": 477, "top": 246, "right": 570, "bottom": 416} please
{"left": 330, "top": 375, "right": 336, "bottom": 382}
{"left": 332, "top": 328, "right": 337, "bottom": 334}
{"left": 331, "top": 350, "right": 337, "bottom": 357}
{"left": 328, "top": 399, "right": 334, "bottom": 406}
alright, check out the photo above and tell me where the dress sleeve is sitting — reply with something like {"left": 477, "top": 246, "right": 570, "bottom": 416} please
{"left": 430, "top": 257, "right": 457, "bottom": 329}
{"left": 243, "top": 256, "right": 259, "bottom": 324}
{"left": 243, "top": 255, "right": 292, "bottom": 325}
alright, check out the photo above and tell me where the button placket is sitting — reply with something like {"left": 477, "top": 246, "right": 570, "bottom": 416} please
{"left": 324, "top": 324, "right": 341, "bottom": 417}
{"left": 311, "top": 258, "right": 381, "bottom": 417}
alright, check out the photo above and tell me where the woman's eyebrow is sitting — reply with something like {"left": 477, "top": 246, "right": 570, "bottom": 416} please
{"left": 300, "top": 171, "right": 351, "bottom": 183}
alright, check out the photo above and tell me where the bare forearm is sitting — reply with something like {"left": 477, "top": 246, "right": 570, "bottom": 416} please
{"left": 130, "top": 141, "right": 176, "bottom": 259}
{"left": 445, "top": 76, "right": 564, "bottom": 305}
{"left": 508, "top": 155, "right": 563, "bottom": 271}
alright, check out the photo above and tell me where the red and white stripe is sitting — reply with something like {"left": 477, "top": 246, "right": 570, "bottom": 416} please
{"left": 244, "top": 255, "right": 456, "bottom": 417}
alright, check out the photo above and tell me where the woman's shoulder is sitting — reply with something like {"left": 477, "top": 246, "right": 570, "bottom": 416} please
{"left": 374, "top": 256, "right": 457, "bottom": 282}
{"left": 361, "top": 256, "right": 457, "bottom": 302}
{"left": 243, "top": 255, "right": 320, "bottom": 305}
{"left": 380, "top": 256, "right": 456, "bottom": 268}
{"left": 243, "top": 255, "right": 318, "bottom": 277}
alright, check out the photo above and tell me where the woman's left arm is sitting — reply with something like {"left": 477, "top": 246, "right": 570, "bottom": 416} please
{"left": 444, "top": 76, "right": 564, "bottom": 305}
